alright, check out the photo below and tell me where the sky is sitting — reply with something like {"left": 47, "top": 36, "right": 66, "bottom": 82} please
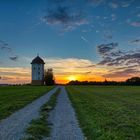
{"left": 0, "top": 0, "right": 140, "bottom": 84}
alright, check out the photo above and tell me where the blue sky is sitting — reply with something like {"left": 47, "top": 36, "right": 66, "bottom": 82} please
{"left": 0, "top": 0, "right": 140, "bottom": 83}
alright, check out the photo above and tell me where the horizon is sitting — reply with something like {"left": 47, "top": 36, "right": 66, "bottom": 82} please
{"left": 0, "top": 0, "right": 140, "bottom": 84}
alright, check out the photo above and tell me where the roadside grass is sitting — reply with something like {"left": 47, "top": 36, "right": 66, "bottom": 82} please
{"left": 66, "top": 86, "right": 140, "bottom": 140}
{"left": 0, "top": 86, "right": 54, "bottom": 120}
{"left": 23, "top": 88, "right": 60, "bottom": 140}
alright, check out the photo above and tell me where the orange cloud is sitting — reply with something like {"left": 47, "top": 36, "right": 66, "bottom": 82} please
{"left": 0, "top": 57, "right": 139, "bottom": 84}
{"left": 0, "top": 67, "right": 31, "bottom": 84}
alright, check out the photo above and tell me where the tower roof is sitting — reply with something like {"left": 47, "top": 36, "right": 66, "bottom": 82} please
{"left": 31, "top": 56, "right": 45, "bottom": 64}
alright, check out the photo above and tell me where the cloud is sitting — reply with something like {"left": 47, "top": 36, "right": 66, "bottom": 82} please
{"left": 0, "top": 67, "right": 30, "bottom": 76}
{"left": 44, "top": 57, "right": 96, "bottom": 71}
{"left": 114, "top": 52, "right": 140, "bottom": 64}
{"left": 0, "top": 58, "right": 102, "bottom": 84}
{"left": 103, "top": 30, "right": 113, "bottom": 40}
{"left": 97, "top": 42, "right": 118, "bottom": 56}
{"left": 130, "top": 21, "right": 140, "bottom": 27}
{"left": 89, "top": 0, "right": 134, "bottom": 9}
{"left": 98, "top": 45, "right": 140, "bottom": 67}
{"left": 1, "top": 55, "right": 139, "bottom": 84}
{"left": 88, "top": 0, "right": 105, "bottom": 6}
{"left": 81, "top": 36, "right": 91, "bottom": 46}
{"left": 104, "top": 68, "right": 140, "bottom": 78}
{"left": 43, "top": 57, "right": 110, "bottom": 82}
{"left": 109, "top": 0, "right": 134, "bottom": 9}
{"left": 130, "top": 39, "right": 140, "bottom": 45}
{"left": 41, "top": 0, "right": 134, "bottom": 31}
{"left": 121, "top": 0, "right": 135, "bottom": 7}
{"left": 9, "top": 56, "right": 18, "bottom": 61}
{"left": 42, "top": 5, "right": 88, "bottom": 30}
{"left": 111, "top": 14, "right": 117, "bottom": 21}
{"left": 109, "top": 2, "right": 119, "bottom": 9}
{"left": 81, "top": 36, "right": 89, "bottom": 43}
{"left": 97, "top": 41, "right": 140, "bottom": 67}
{"left": 114, "top": 65, "right": 139, "bottom": 70}
{"left": 0, "top": 40, "right": 12, "bottom": 52}
{"left": 0, "top": 40, "right": 19, "bottom": 62}
{"left": 99, "top": 52, "right": 140, "bottom": 66}
{"left": 0, "top": 67, "right": 30, "bottom": 84}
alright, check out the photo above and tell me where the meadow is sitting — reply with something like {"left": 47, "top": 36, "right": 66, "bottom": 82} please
{"left": 66, "top": 86, "right": 140, "bottom": 140}
{"left": 0, "top": 86, "right": 54, "bottom": 121}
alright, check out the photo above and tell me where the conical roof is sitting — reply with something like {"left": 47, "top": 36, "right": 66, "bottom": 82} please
{"left": 31, "top": 56, "right": 45, "bottom": 64}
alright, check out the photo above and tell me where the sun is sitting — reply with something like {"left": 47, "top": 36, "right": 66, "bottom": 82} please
{"left": 67, "top": 76, "right": 77, "bottom": 81}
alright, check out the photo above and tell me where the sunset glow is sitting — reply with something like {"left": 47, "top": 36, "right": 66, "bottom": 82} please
{"left": 67, "top": 76, "right": 77, "bottom": 81}
{"left": 0, "top": 1, "right": 140, "bottom": 84}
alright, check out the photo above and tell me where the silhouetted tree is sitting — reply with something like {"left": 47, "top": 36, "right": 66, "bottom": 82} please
{"left": 126, "top": 77, "right": 140, "bottom": 85}
{"left": 44, "top": 68, "right": 55, "bottom": 86}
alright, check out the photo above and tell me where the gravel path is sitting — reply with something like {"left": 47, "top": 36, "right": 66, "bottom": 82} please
{"left": 0, "top": 87, "right": 59, "bottom": 140}
{"left": 46, "top": 86, "right": 85, "bottom": 140}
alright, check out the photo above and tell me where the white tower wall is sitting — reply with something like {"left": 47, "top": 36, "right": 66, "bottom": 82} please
{"left": 32, "top": 64, "right": 44, "bottom": 81}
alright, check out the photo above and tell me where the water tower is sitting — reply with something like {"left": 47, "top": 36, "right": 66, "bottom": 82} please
{"left": 31, "top": 55, "right": 45, "bottom": 85}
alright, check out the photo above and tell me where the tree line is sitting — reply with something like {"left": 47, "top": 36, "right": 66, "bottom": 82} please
{"left": 67, "top": 77, "right": 140, "bottom": 86}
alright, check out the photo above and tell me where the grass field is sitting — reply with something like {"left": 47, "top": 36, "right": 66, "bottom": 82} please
{"left": 0, "top": 86, "right": 54, "bottom": 121}
{"left": 66, "top": 86, "right": 140, "bottom": 140}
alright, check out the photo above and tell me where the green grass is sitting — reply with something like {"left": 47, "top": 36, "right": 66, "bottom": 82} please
{"left": 66, "top": 86, "right": 140, "bottom": 140}
{"left": 23, "top": 88, "right": 60, "bottom": 140}
{"left": 0, "top": 86, "right": 54, "bottom": 120}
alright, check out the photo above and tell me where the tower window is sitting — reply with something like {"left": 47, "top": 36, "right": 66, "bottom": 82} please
{"left": 38, "top": 72, "right": 40, "bottom": 75}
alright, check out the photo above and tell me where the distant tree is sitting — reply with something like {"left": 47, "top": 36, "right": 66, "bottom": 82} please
{"left": 126, "top": 77, "right": 140, "bottom": 85}
{"left": 44, "top": 68, "right": 55, "bottom": 86}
